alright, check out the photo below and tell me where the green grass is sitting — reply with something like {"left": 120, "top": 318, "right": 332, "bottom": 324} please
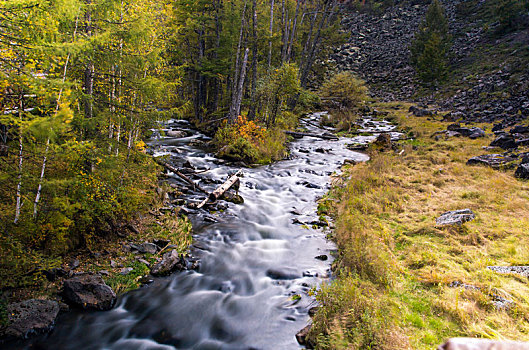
{"left": 310, "top": 101, "right": 529, "bottom": 349}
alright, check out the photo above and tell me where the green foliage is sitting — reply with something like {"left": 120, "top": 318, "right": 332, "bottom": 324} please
{"left": 410, "top": 0, "right": 452, "bottom": 85}
{"left": 493, "top": 0, "right": 529, "bottom": 32}
{"left": 104, "top": 260, "right": 151, "bottom": 295}
{"left": 319, "top": 71, "right": 368, "bottom": 109}
{"left": 256, "top": 63, "right": 302, "bottom": 127}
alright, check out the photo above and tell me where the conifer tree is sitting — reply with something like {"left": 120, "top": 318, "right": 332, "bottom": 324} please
{"left": 410, "top": 0, "right": 451, "bottom": 85}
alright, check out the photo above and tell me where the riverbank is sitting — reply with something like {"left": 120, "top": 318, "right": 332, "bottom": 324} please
{"left": 310, "top": 102, "right": 529, "bottom": 349}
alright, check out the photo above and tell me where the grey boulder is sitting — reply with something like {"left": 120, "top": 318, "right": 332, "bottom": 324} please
{"left": 2, "top": 299, "right": 59, "bottom": 339}
{"left": 150, "top": 250, "right": 185, "bottom": 276}
{"left": 62, "top": 273, "right": 116, "bottom": 310}
{"left": 436, "top": 209, "right": 475, "bottom": 226}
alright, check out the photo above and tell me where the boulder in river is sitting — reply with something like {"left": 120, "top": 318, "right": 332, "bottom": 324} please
{"left": 1, "top": 299, "right": 59, "bottom": 339}
{"left": 166, "top": 130, "right": 187, "bottom": 138}
{"left": 150, "top": 250, "right": 185, "bottom": 276}
{"left": 296, "top": 324, "right": 313, "bottom": 348}
{"left": 62, "top": 273, "right": 116, "bottom": 311}
{"left": 438, "top": 337, "right": 529, "bottom": 350}
{"left": 436, "top": 209, "right": 475, "bottom": 226}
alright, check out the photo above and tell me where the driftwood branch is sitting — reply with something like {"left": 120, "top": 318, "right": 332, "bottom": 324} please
{"left": 155, "top": 159, "right": 208, "bottom": 194}
{"left": 197, "top": 170, "right": 243, "bottom": 209}
{"left": 284, "top": 130, "right": 339, "bottom": 140}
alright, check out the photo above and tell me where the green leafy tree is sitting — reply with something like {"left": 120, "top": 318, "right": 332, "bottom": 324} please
{"left": 410, "top": 0, "right": 452, "bottom": 85}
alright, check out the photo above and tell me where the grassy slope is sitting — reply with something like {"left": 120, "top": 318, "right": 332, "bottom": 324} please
{"left": 310, "top": 102, "right": 529, "bottom": 349}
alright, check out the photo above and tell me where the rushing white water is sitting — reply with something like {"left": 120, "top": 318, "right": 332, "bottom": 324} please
{"left": 8, "top": 112, "right": 397, "bottom": 350}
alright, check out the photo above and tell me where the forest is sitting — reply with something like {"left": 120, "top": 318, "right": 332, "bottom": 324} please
{"left": 0, "top": 0, "right": 342, "bottom": 289}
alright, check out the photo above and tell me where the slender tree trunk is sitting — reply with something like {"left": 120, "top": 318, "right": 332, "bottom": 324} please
{"left": 287, "top": 0, "right": 301, "bottom": 61}
{"left": 230, "top": 48, "right": 250, "bottom": 122}
{"left": 248, "top": 0, "right": 258, "bottom": 120}
{"left": 268, "top": 0, "right": 275, "bottom": 67}
{"left": 14, "top": 94, "right": 24, "bottom": 224}
{"left": 229, "top": 2, "right": 248, "bottom": 123}
{"left": 34, "top": 11, "right": 80, "bottom": 219}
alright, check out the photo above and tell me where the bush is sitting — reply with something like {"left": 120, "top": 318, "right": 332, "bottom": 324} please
{"left": 410, "top": 0, "right": 452, "bottom": 85}
{"left": 319, "top": 71, "right": 368, "bottom": 110}
{"left": 214, "top": 115, "right": 287, "bottom": 164}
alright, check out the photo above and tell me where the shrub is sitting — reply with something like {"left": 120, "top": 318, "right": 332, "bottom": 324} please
{"left": 214, "top": 115, "right": 287, "bottom": 164}
{"left": 319, "top": 71, "right": 368, "bottom": 110}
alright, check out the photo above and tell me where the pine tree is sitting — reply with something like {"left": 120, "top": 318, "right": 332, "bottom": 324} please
{"left": 410, "top": 0, "right": 451, "bottom": 85}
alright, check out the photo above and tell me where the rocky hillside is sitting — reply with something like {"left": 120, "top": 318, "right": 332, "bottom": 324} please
{"left": 331, "top": 0, "right": 529, "bottom": 124}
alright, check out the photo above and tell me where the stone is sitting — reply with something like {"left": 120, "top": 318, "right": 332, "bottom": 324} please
{"left": 166, "top": 130, "right": 187, "bottom": 138}
{"left": 62, "top": 273, "right": 116, "bottom": 311}
{"left": 150, "top": 250, "right": 185, "bottom": 276}
{"left": 510, "top": 125, "right": 529, "bottom": 134}
{"left": 42, "top": 267, "right": 68, "bottom": 282}
{"left": 467, "top": 154, "right": 516, "bottom": 168}
{"left": 435, "top": 209, "right": 475, "bottom": 226}
{"left": 2, "top": 299, "right": 59, "bottom": 339}
{"left": 487, "top": 266, "right": 529, "bottom": 277}
{"left": 315, "top": 255, "right": 328, "bottom": 261}
{"left": 266, "top": 268, "right": 300, "bottom": 280}
{"left": 130, "top": 242, "right": 159, "bottom": 254}
{"left": 409, "top": 105, "right": 433, "bottom": 117}
{"left": 438, "top": 338, "right": 529, "bottom": 350}
{"left": 221, "top": 191, "right": 244, "bottom": 204}
{"left": 490, "top": 134, "right": 517, "bottom": 149}
{"left": 515, "top": 163, "right": 529, "bottom": 179}
{"left": 296, "top": 324, "right": 313, "bottom": 348}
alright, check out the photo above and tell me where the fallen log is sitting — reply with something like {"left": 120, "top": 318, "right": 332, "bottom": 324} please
{"left": 197, "top": 170, "right": 243, "bottom": 209}
{"left": 284, "top": 130, "right": 339, "bottom": 140}
{"left": 155, "top": 159, "right": 208, "bottom": 194}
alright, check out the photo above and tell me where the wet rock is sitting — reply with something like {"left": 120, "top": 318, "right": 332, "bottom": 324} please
{"left": 467, "top": 154, "right": 516, "bottom": 168}
{"left": 409, "top": 105, "right": 433, "bottom": 117}
{"left": 438, "top": 338, "right": 529, "bottom": 350}
{"left": 166, "top": 130, "right": 187, "bottom": 138}
{"left": 308, "top": 306, "right": 320, "bottom": 317}
{"left": 347, "top": 143, "right": 368, "bottom": 151}
{"left": 296, "top": 180, "right": 321, "bottom": 189}
{"left": 266, "top": 268, "right": 300, "bottom": 280}
{"left": 490, "top": 134, "right": 517, "bottom": 150}
{"left": 139, "top": 276, "right": 154, "bottom": 284}
{"left": 296, "top": 324, "right": 313, "bottom": 348}
{"left": 221, "top": 191, "right": 244, "bottom": 204}
{"left": 343, "top": 159, "right": 358, "bottom": 165}
{"left": 435, "top": 209, "right": 475, "bottom": 226}
{"left": 515, "top": 163, "right": 529, "bottom": 179}
{"left": 315, "top": 255, "right": 328, "bottom": 261}
{"left": 62, "top": 273, "right": 116, "bottom": 311}
{"left": 1, "top": 299, "right": 59, "bottom": 339}
{"left": 150, "top": 250, "right": 185, "bottom": 276}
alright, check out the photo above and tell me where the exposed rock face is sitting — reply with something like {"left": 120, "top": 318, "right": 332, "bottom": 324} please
{"left": 331, "top": 1, "right": 529, "bottom": 125}
{"left": 409, "top": 105, "right": 434, "bottom": 117}
{"left": 166, "top": 130, "right": 187, "bottom": 138}
{"left": 62, "top": 273, "right": 116, "bottom": 311}
{"left": 1, "top": 299, "right": 59, "bottom": 339}
{"left": 150, "top": 250, "right": 185, "bottom": 276}
{"left": 438, "top": 338, "right": 529, "bottom": 350}
{"left": 436, "top": 209, "right": 475, "bottom": 226}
